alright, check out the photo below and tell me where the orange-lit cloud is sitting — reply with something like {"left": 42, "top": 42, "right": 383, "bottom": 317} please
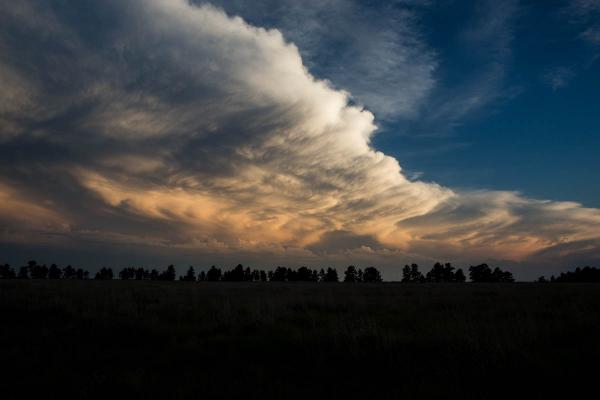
{"left": 0, "top": 182, "right": 70, "bottom": 244}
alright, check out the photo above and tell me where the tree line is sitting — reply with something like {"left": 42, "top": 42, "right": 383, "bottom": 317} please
{"left": 2, "top": 260, "right": 597, "bottom": 283}
{"left": 176, "top": 264, "right": 384, "bottom": 283}
{"left": 537, "top": 266, "right": 600, "bottom": 283}
{"left": 0, "top": 260, "right": 503, "bottom": 282}
{"left": 0, "top": 261, "right": 382, "bottom": 283}
{"left": 400, "top": 262, "right": 514, "bottom": 283}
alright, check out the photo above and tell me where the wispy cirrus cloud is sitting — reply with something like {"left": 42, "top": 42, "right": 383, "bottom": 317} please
{"left": 543, "top": 66, "right": 576, "bottom": 90}
{"left": 410, "top": 0, "right": 520, "bottom": 136}
{"left": 567, "top": 0, "right": 600, "bottom": 46}
{"left": 0, "top": 0, "right": 599, "bottom": 279}
{"left": 202, "top": 0, "right": 437, "bottom": 121}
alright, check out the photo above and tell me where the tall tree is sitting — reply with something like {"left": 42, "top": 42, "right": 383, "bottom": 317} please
{"left": 469, "top": 264, "right": 513, "bottom": 282}
{"left": 0, "top": 264, "right": 16, "bottom": 279}
{"left": 270, "top": 267, "right": 288, "bottom": 282}
{"left": 324, "top": 268, "right": 339, "bottom": 282}
{"left": 159, "top": 265, "right": 176, "bottom": 281}
{"left": 318, "top": 269, "right": 326, "bottom": 282}
{"left": 62, "top": 265, "right": 76, "bottom": 279}
{"left": 76, "top": 268, "right": 89, "bottom": 280}
{"left": 402, "top": 265, "right": 411, "bottom": 283}
{"left": 17, "top": 266, "right": 29, "bottom": 279}
{"left": 469, "top": 264, "right": 493, "bottom": 282}
{"left": 182, "top": 266, "right": 196, "bottom": 281}
{"left": 119, "top": 268, "right": 135, "bottom": 280}
{"left": 410, "top": 264, "right": 424, "bottom": 283}
{"left": 492, "top": 268, "right": 514, "bottom": 283}
{"left": 553, "top": 266, "right": 600, "bottom": 282}
{"left": 95, "top": 267, "right": 114, "bottom": 280}
{"left": 29, "top": 261, "right": 49, "bottom": 279}
{"left": 344, "top": 266, "right": 358, "bottom": 282}
{"left": 135, "top": 268, "right": 145, "bottom": 280}
{"left": 296, "top": 267, "right": 314, "bottom": 282}
{"left": 363, "top": 267, "right": 383, "bottom": 283}
{"left": 48, "top": 264, "right": 61, "bottom": 279}
{"left": 252, "top": 270, "right": 260, "bottom": 282}
{"left": 206, "top": 266, "right": 222, "bottom": 281}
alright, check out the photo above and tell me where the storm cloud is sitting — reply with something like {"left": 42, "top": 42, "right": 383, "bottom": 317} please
{"left": 1, "top": 0, "right": 599, "bottom": 279}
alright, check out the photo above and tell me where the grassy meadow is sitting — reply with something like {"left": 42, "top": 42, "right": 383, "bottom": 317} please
{"left": 1, "top": 281, "right": 599, "bottom": 399}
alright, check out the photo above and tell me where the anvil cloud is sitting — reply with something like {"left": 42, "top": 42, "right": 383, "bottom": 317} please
{"left": 0, "top": 0, "right": 599, "bottom": 279}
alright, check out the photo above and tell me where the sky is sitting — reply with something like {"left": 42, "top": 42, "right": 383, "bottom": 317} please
{"left": 0, "top": 0, "right": 599, "bottom": 280}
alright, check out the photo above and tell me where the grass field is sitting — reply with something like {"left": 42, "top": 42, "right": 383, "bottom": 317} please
{"left": 1, "top": 281, "right": 599, "bottom": 399}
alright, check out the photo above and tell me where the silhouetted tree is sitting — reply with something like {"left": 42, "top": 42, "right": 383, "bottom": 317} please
{"left": 425, "top": 263, "right": 459, "bottom": 282}
{"left": 443, "top": 263, "right": 457, "bottom": 281}
{"left": 76, "top": 268, "right": 89, "bottom": 280}
{"left": 17, "top": 266, "right": 29, "bottom": 279}
{"left": 402, "top": 265, "right": 411, "bottom": 282}
{"left": 252, "top": 269, "right": 260, "bottom": 282}
{"left": 134, "top": 268, "right": 145, "bottom": 280}
{"left": 149, "top": 269, "right": 160, "bottom": 280}
{"left": 119, "top": 267, "right": 135, "bottom": 280}
{"left": 25, "top": 261, "right": 36, "bottom": 278}
{"left": 492, "top": 267, "right": 514, "bottom": 283}
{"left": 411, "top": 264, "right": 424, "bottom": 282}
{"left": 324, "top": 268, "right": 338, "bottom": 282}
{"left": 1, "top": 258, "right": 537, "bottom": 284}
{"left": 344, "top": 266, "right": 358, "bottom": 282}
{"left": 62, "top": 265, "right": 76, "bottom": 279}
{"left": 363, "top": 267, "right": 382, "bottom": 283}
{"left": 295, "top": 266, "right": 315, "bottom": 282}
{"left": 537, "top": 276, "right": 547, "bottom": 283}
{"left": 402, "top": 264, "right": 423, "bottom": 283}
{"left": 159, "top": 265, "right": 176, "bottom": 281}
{"left": 0, "top": 264, "right": 16, "bottom": 279}
{"left": 37, "top": 264, "right": 49, "bottom": 279}
{"left": 553, "top": 266, "right": 600, "bottom": 282}
{"left": 426, "top": 262, "right": 445, "bottom": 282}
{"left": 48, "top": 264, "right": 61, "bottom": 279}
{"left": 95, "top": 267, "right": 113, "bottom": 280}
{"left": 469, "top": 264, "right": 493, "bottom": 282}
{"left": 469, "top": 264, "right": 513, "bottom": 282}
{"left": 182, "top": 266, "right": 196, "bottom": 281}
{"left": 29, "top": 261, "right": 48, "bottom": 279}
{"left": 206, "top": 266, "right": 222, "bottom": 281}
{"left": 454, "top": 268, "right": 466, "bottom": 283}
{"left": 270, "top": 266, "right": 288, "bottom": 282}
{"left": 318, "top": 269, "right": 325, "bottom": 282}
{"left": 287, "top": 268, "right": 296, "bottom": 281}
{"left": 223, "top": 264, "right": 245, "bottom": 281}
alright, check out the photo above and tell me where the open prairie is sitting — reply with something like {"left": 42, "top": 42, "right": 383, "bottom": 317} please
{"left": 1, "top": 281, "right": 599, "bottom": 399}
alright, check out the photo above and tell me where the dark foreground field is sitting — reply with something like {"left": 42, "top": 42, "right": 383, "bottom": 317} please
{"left": 1, "top": 282, "right": 599, "bottom": 399}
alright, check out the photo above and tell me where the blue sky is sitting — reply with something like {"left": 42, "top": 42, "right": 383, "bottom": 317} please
{"left": 212, "top": 0, "right": 600, "bottom": 205}
{"left": 377, "top": 0, "right": 600, "bottom": 207}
